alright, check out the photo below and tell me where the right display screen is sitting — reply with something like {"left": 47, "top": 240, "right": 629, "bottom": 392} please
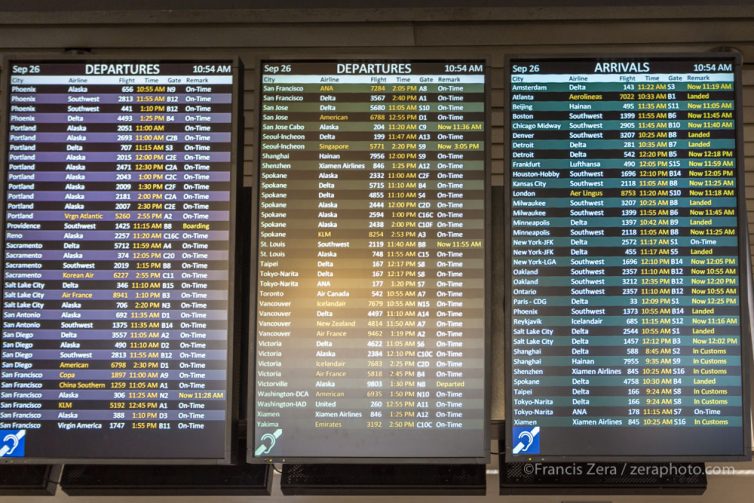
{"left": 505, "top": 54, "right": 752, "bottom": 461}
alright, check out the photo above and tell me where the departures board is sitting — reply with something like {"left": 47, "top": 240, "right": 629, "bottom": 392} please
{"left": 506, "top": 54, "right": 752, "bottom": 461}
{"left": 0, "top": 59, "right": 240, "bottom": 463}
{"left": 251, "top": 60, "right": 489, "bottom": 462}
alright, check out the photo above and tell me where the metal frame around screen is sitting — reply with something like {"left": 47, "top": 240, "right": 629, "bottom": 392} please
{"left": 503, "top": 52, "right": 753, "bottom": 463}
{"left": 248, "top": 57, "right": 492, "bottom": 464}
{"left": 0, "top": 55, "right": 243, "bottom": 465}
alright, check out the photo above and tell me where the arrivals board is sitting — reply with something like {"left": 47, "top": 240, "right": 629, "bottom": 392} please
{"left": 506, "top": 54, "right": 752, "bottom": 461}
{"left": 251, "top": 60, "right": 489, "bottom": 462}
{"left": 0, "top": 59, "right": 239, "bottom": 462}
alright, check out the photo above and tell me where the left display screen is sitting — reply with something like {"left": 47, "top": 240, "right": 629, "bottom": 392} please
{"left": 0, "top": 60, "right": 238, "bottom": 462}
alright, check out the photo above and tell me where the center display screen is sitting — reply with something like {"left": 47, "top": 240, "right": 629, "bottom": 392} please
{"left": 251, "top": 60, "right": 489, "bottom": 462}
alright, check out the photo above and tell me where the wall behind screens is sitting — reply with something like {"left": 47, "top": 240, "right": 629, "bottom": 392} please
{"left": 250, "top": 60, "right": 489, "bottom": 462}
{"left": 505, "top": 54, "right": 752, "bottom": 461}
{"left": 0, "top": 59, "right": 240, "bottom": 463}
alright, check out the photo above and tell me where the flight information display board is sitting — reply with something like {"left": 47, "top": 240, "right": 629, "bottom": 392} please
{"left": 0, "top": 59, "right": 239, "bottom": 463}
{"left": 506, "top": 54, "right": 752, "bottom": 461}
{"left": 251, "top": 60, "right": 489, "bottom": 462}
